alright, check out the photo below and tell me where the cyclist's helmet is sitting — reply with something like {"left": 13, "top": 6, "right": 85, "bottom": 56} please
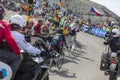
{"left": 56, "top": 28, "right": 63, "bottom": 34}
{"left": 9, "top": 15, "right": 25, "bottom": 29}
{"left": 48, "top": 16, "right": 53, "bottom": 22}
{"left": 0, "top": 6, "right": 5, "bottom": 18}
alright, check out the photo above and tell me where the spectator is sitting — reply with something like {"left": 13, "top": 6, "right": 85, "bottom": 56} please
{"left": 34, "top": 19, "right": 43, "bottom": 36}
{"left": 20, "top": 19, "right": 34, "bottom": 42}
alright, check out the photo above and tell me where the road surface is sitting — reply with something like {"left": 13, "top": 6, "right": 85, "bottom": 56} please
{"left": 49, "top": 32, "right": 120, "bottom": 80}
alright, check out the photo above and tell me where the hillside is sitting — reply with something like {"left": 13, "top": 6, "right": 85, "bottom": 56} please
{"left": 47, "top": 0, "right": 119, "bottom": 23}
{"left": 64, "top": 0, "right": 119, "bottom": 22}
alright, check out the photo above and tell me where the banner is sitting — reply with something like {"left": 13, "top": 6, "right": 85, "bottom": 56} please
{"left": 90, "top": 27, "right": 98, "bottom": 35}
{"left": 90, "top": 27, "right": 106, "bottom": 38}
{"left": 97, "top": 29, "right": 106, "bottom": 38}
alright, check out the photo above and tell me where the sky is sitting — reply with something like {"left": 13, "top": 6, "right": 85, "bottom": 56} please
{"left": 90, "top": 0, "right": 120, "bottom": 17}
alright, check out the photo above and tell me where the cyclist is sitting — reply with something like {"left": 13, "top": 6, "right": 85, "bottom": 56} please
{"left": 69, "top": 21, "right": 79, "bottom": 51}
{"left": 51, "top": 28, "right": 66, "bottom": 53}
{"left": 0, "top": 6, "right": 22, "bottom": 80}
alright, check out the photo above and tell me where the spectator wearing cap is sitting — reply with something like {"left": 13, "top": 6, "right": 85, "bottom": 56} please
{"left": 20, "top": 19, "right": 34, "bottom": 35}
{"left": 41, "top": 24, "right": 49, "bottom": 35}
{"left": 20, "top": 19, "right": 34, "bottom": 42}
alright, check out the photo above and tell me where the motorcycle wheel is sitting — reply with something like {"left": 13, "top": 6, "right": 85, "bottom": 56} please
{"left": 36, "top": 69, "right": 49, "bottom": 80}
{"left": 36, "top": 72, "right": 42, "bottom": 80}
{"left": 100, "top": 60, "right": 107, "bottom": 71}
{"left": 109, "top": 72, "right": 117, "bottom": 80}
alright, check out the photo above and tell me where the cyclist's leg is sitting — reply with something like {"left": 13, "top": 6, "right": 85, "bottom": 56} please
{"left": 69, "top": 35, "right": 73, "bottom": 50}
{"left": 66, "top": 35, "right": 71, "bottom": 51}
{"left": 71, "top": 35, "right": 76, "bottom": 52}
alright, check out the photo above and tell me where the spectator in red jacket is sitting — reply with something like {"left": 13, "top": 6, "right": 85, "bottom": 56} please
{"left": 34, "top": 19, "right": 43, "bottom": 36}
{"left": 0, "top": 6, "right": 22, "bottom": 80}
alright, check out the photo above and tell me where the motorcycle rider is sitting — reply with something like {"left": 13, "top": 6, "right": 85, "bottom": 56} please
{"left": 9, "top": 15, "right": 46, "bottom": 80}
{"left": 9, "top": 15, "right": 42, "bottom": 57}
{"left": 108, "top": 26, "right": 120, "bottom": 52}
{"left": 0, "top": 6, "right": 22, "bottom": 80}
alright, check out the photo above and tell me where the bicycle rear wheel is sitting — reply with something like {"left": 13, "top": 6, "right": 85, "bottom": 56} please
{"left": 56, "top": 51, "right": 64, "bottom": 70}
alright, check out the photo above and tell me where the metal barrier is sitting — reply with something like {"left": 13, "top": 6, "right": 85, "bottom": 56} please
{"left": 81, "top": 24, "right": 90, "bottom": 33}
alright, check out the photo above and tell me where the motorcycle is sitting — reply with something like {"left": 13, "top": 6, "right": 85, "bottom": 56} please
{"left": 0, "top": 50, "right": 50, "bottom": 80}
{"left": 0, "top": 39, "right": 51, "bottom": 80}
{"left": 100, "top": 32, "right": 120, "bottom": 80}
{"left": 16, "top": 50, "right": 50, "bottom": 80}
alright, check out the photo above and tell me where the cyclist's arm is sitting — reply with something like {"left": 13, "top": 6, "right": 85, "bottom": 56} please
{"left": 62, "top": 35, "right": 67, "bottom": 47}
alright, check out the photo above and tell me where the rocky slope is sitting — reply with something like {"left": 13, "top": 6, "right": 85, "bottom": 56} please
{"left": 64, "top": 0, "right": 119, "bottom": 22}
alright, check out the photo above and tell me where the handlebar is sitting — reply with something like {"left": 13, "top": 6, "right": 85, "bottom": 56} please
{"left": 30, "top": 50, "right": 51, "bottom": 58}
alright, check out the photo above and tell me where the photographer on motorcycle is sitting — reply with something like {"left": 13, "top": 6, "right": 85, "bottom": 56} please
{"left": 9, "top": 15, "right": 43, "bottom": 58}
{"left": 105, "top": 26, "right": 120, "bottom": 52}
{"left": 101, "top": 24, "right": 120, "bottom": 80}
{"left": 0, "top": 6, "right": 22, "bottom": 80}
{"left": 9, "top": 15, "right": 48, "bottom": 80}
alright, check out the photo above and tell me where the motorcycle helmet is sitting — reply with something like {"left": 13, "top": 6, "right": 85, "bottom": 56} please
{"left": 112, "top": 28, "right": 120, "bottom": 37}
{"left": 9, "top": 15, "right": 25, "bottom": 29}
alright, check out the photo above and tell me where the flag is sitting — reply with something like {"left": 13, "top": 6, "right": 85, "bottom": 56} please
{"left": 90, "top": 6, "right": 103, "bottom": 16}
